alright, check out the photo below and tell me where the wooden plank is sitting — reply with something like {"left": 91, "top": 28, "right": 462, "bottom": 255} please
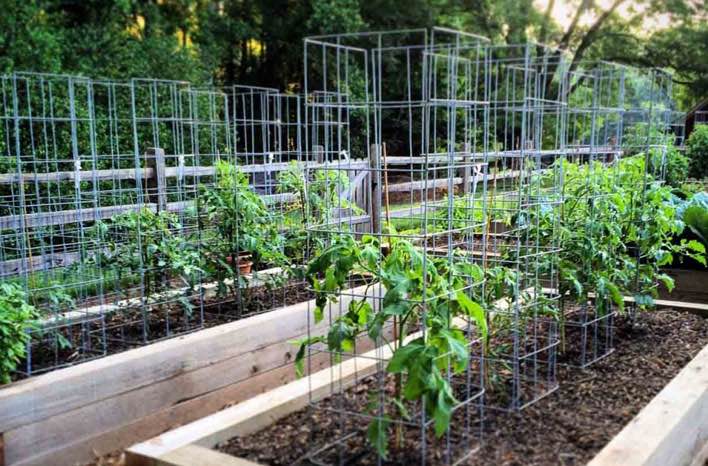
{"left": 126, "top": 340, "right": 388, "bottom": 462}
{"left": 387, "top": 170, "right": 522, "bottom": 194}
{"left": 0, "top": 252, "right": 82, "bottom": 277}
{"left": 370, "top": 144, "right": 381, "bottom": 235}
{"left": 158, "top": 445, "right": 259, "bottom": 466}
{"left": 461, "top": 150, "right": 471, "bottom": 195}
{"left": 658, "top": 268, "right": 708, "bottom": 305}
{"left": 0, "top": 203, "right": 152, "bottom": 230}
{"left": 340, "top": 170, "right": 368, "bottom": 202}
{"left": 588, "top": 343, "right": 708, "bottom": 466}
{"left": 145, "top": 148, "right": 167, "bottom": 212}
{"left": 652, "top": 298, "right": 708, "bottom": 313}
{"left": 0, "top": 168, "right": 150, "bottom": 184}
{"left": 7, "top": 287, "right": 389, "bottom": 466}
{"left": 123, "top": 290, "right": 524, "bottom": 466}
{"left": 10, "top": 350, "right": 336, "bottom": 466}
{"left": 0, "top": 162, "right": 367, "bottom": 230}
{"left": 544, "top": 287, "right": 708, "bottom": 315}
{"left": 38, "top": 267, "right": 285, "bottom": 327}
{"left": 126, "top": 313, "right": 473, "bottom": 463}
{"left": 0, "top": 284, "right": 378, "bottom": 433}
{"left": 0, "top": 160, "right": 370, "bottom": 185}
{"left": 381, "top": 146, "right": 618, "bottom": 166}
{"left": 388, "top": 177, "right": 463, "bottom": 192}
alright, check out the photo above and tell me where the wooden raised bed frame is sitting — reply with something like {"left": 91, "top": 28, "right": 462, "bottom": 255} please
{"left": 125, "top": 299, "right": 708, "bottom": 466}
{"left": 0, "top": 284, "right": 383, "bottom": 466}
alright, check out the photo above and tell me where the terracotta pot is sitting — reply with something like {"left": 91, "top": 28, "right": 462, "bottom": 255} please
{"left": 237, "top": 260, "right": 253, "bottom": 274}
{"left": 236, "top": 252, "right": 253, "bottom": 274}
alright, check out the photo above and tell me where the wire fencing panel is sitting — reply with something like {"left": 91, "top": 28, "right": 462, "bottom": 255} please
{"left": 0, "top": 73, "right": 342, "bottom": 377}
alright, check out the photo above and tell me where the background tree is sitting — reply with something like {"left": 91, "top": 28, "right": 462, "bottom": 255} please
{"left": 0, "top": 0, "right": 704, "bottom": 109}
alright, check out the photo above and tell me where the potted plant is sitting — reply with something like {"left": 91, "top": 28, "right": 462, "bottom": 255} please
{"left": 199, "top": 161, "right": 286, "bottom": 294}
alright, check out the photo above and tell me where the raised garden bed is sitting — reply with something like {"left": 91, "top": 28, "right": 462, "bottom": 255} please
{"left": 0, "top": 284, "right": 382, "bottom": 466}
{"left": 18, "top": 268, "right": 313, "bottom": 379}
{"left": 124, "top": 307, "right": 708, "bottom": 466}
{"left": 658, "top": 267, "right": 708, "bottom": 305}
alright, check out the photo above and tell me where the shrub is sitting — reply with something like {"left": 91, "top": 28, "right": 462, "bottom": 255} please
{"left": 0, "top": 283, "right": 39, "bottom": 384}
{"left": 687, "top": 125, "right": 708, "bottom": 179}
{"left": 654, "top": 145, "right": 689, "bottom": 187}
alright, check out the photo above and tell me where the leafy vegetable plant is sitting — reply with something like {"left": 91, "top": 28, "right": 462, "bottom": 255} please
{"left": 0, "top": 283, "right": 39, "bottom": 384}
{"left": 94, "top": 208, "right": 202, "bottom": 304}
{"left": 295, "top": 233, "right": 486, "bottom": 458}
{"left": 199, "top": 161, "right": 286, "bottom": 295}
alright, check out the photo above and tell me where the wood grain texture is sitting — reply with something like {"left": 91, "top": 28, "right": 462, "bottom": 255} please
{"left": 0, "top": 284, "right": 381, "bottom": 466}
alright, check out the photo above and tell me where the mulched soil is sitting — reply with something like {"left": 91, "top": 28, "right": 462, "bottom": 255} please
{"left": 216, "top": 309, "right": 708, "bottom": 465}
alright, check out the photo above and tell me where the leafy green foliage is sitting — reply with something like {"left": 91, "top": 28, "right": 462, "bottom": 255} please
{"left": 687, "top": 125, "right": 708, "bottom": 179}
{"left": 537, "top": 154, "right": 705, "bottom": 314}
{"left": 199, "top": 161, "right": 286, "bottom": 293}
{"left": 277, "top": 161, "right": 358, "bottom": 226}
{"left": 659, "top": 145, "right": 690, "bottom": 188}
{"left": 675, "top": 191, "right": 708, "bottom": 248}
{"left": 296, "top": 233, "right": 486, "bottom": 456}
{"left": 0, "top": 283, "right": 39, "bottom": 384}
{"left": 94, "top": 208, "right": 202, "bottom": 300}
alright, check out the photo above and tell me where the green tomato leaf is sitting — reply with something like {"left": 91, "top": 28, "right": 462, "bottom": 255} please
{"left": 367, "top": 416, "right": 390, "bottom": 459}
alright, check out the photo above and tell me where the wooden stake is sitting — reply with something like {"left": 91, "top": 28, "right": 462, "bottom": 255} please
{"left": 382, "top": 143, "right": 392, "bottom": 229}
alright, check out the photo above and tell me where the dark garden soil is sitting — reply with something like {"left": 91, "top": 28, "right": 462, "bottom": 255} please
{"left": 15, "top": 281, "right": 316, "bottom": 380}
{"left": 216, "top": 309, "right": 708, "bottom": 465}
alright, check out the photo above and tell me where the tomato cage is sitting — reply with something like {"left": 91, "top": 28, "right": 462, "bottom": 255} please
{"left": 553, "top": 65, "right": 679, "bottom": 369}
{"left": 461, "top": 42, "right": 569, "bottom": 412}
{"left": 299, "top": 28, "right": 493, "bottom": 465}
{"left": 620, "top": 69, "right": 676, "bottom": 317}
{"left": 558, "top": 61, "right": 628, "bottom": 368}
{"left": 0, "top": 72, "right": 309, "bottom": 378}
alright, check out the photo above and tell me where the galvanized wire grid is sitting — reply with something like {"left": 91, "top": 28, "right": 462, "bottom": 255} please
{"left": 300, "top": 27, "right": 678, "bottom": 465}
{"left": 0, "top": 73, "right": 307, "bottom": 377}
{"left": 0, "top": 26, "right": 679, "bottom": 465}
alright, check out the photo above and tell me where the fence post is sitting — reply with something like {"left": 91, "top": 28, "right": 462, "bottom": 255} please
{"left": 370, "top": 143, "right": 381, "bottom": 235}
{"left": 462, "top": 142, "right": 472, "bottom": 195}
{"left": 145, "top": 147, "right": 167, "bottom": 212}
{"left": 314, "top": 145, "right": 325, "bottom": 164}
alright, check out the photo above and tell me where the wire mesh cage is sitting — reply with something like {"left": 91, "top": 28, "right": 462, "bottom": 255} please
{"left": 299, "top": 28, "right": 491, "bottom": 465}
{"left": 0, "top": 72, "right": 316, "bottom": 378}
{"left": 558, "top": 61, "right": 628, "bottom": 368}
{"left": 0, "top": 23, "right": 686, "bottom": 464}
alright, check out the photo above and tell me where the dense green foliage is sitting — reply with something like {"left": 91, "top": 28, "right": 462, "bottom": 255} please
{"left": 0, "top": 283, "right": 39, "bottom": 383}
{"left": 199, "top": 161, "right": 286, "bottom": 290}
{"left": 675, "top": 191, "right": 708, "bottom": 248}
{"left": 297, "top": 151, "right": 706, "bottom": 454}
{"left": 547, "top": 155, "right": 705, "bottom": 314}
{"left": 297, "top": 232, "right": 487, "bottom": 457}
{"left": 0, "top": 1, "right": 704, "bottom": 108}
{"left": 687, "top": 125, "right": 708, "bottom": 179}
{"left": 94, "top": 209, "right": 202, "bottom": 300}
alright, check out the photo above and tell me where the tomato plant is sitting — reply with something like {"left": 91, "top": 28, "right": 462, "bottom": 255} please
{"left": 199, "top": 161, "right": 286, "bottom": 295}
{"left": 534, "top": 154, "right": 705, "bottom": 315}
{"left": 295, "top": 233, "right": 486, "bottom": 458}
{"left": 0, "top": 283, "right": 39, "bottom": 384}
{"left": 93, "top": 208, "right": 202, "bottom": 307}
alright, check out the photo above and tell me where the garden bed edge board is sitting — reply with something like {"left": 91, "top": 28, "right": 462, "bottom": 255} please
{"left": 588, "top": 342, "right": 708, "bottom": 466}
{"left": 0, "top": 283, "right": 382, "bottom": 466}
{"left": 39, "top": 266, "right": 286, "bottom": 327}
{"left": 123, "top": 291, "right": 523, "bottom": 466}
